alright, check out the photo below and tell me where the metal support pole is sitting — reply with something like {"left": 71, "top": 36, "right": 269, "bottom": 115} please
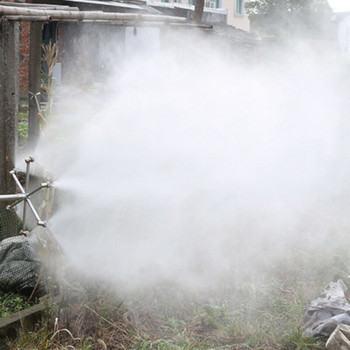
{"left": 22, "top": 157, "right": 34, "bottom": 229}
{"left": 0, "top": 19, "right": 19, "bottom": 209}
{"left": 0, "top": 194, "right": 26, "bottom": 201}
{"left": 28, "top": 22, "right": 42, "bottom": 149}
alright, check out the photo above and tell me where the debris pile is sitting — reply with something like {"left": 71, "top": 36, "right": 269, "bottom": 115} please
{"left": 303, "top": 279, "right": 350, "bottom": 349}
{"left": 303, "top": 279, "right": 350, "bottom": 337}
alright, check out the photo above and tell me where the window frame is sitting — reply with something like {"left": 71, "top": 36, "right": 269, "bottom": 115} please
{"left": 234, "top": 0, "right": 245, "bottom": 17}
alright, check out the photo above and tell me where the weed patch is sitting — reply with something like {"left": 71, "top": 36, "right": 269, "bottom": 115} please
{"left": 0, "top": 292, "right": 32, "bottom": 317}
{"left": 18, "top": 123, "right": 28, "bottom": 140}
{"left": 6, "top": 246, "right": 346, "bottom": 350}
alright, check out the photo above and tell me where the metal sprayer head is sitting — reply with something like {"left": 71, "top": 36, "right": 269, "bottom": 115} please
{"left": 25, "top": 156, "right": 34, "bottom": 164}
{"left": 0, "top": 156, "right": 52, "bottom": 232}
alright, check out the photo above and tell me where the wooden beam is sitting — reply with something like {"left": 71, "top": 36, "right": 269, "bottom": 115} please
{"left": 0, "top": 294, "right": 63, "bottom": 340}
{"left": 4, "top": 16, "right": 212, "bottom": 27}
{"left": 194, "top": 0, "right": 204, "bottom": 24}
{"left": 0, "top": 19, "right": 19, "bottom": 207}
{"left": 0, "top": 5, "right": 188, "bottom": 23}
{"left": 5, "top": 15, "right": 50, "bottom": 21}
{"left": 0, "top": 2, "right": 79, "bottom": 11}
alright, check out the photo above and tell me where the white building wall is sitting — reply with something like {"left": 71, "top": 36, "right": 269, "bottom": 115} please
{"left": 222, "top": 0, "right": 250, "bottom": 31}
{"left": 150, "top": 0, "right": 250, "bottom": 31}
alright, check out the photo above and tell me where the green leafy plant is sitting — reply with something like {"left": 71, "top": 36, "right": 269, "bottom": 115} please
{"left": 18, "top": 123, "right": 28, "bottom": 140}
{"left": 0, "top": 292, "right": 31, "bottom": 317}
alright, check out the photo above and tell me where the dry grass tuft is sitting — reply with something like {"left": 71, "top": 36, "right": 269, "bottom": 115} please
{"left": 8, "top": 242, "right": 349, "bottom": 349}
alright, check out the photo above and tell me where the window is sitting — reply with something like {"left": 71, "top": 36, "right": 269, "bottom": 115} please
{"left": 206, "top": 0, "right": 222, "bottom": 8}
{"left": 235, "top": 0, "right": 245, "bottom": 16}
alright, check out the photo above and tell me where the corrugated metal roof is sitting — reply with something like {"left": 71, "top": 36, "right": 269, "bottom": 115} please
{"left": 146, "top": 0, "right": 227, "bottom": 15}
{"left": 207, "top": 24, "right": 260, "bottom": 46}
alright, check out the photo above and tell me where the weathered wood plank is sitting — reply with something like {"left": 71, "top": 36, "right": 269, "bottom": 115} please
{"left": 0, "top": 294, "right": 62, "bottom": 340}
{"left": 5, "top": 15, "right": 50, "bottom": 21}
{"left": 0, "top": 5, "right": 187, "bottom": 23}
{"left": 0, "top": 2, "right": 79, "bottom": 11}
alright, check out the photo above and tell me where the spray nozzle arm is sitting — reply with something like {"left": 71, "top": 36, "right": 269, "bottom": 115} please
{"left": 25, "top": 156, "right": 34, "bottom": 163}
{"left": 41, "top": 182, "right": 51, "bottom": 188}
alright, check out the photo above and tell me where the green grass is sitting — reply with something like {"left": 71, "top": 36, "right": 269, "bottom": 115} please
{"left": 6, "top": 239, "right": 350, "bottom": 349}
{"left": 4, "top": 269, "right": 331, "bottom": 350}
{"left": 18, "top": 123, "right": 28, "bottom": 140}
{"left": 4, "top": 279, "right": 327, "bottom": 350}
{"left": 282, "top": 328, "right": 324, "bottom": 350}
{"left": 18, "top": 110, "right": 28, "bottom": 140}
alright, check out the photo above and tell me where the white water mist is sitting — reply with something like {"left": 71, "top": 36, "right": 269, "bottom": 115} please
{"left": 33, "top": 30, "right": 350, "bottom": 290}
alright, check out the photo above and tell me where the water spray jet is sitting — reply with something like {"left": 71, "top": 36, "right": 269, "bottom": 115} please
{"left": 0, "top": 157, "right": 52, "bottom": 234}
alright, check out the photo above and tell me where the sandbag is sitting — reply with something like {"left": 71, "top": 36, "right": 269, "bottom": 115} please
{"left": 0, "top": 209, "right": 20, "bottom": 241}
{"left": 0, "top": 235, "right": 44, "bottom": 295}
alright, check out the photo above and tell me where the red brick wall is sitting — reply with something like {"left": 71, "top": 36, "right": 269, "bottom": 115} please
{"left": 19, "top": 23, "right": 64, "bottom": 93}
{"left": 19, "top": 22, "right": 30, "bottom": 93}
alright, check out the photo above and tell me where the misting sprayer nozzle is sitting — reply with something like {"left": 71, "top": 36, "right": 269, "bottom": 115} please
{"left": 41, "top": 182, "right": 51, "bottom": 188}
{"left": 38, "top": 221, "right": 47, "bottom": 227}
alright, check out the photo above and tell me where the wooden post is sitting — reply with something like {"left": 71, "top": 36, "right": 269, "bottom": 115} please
{"left": 28, "top": 22, "right": 42, "bottom": 149}
{"left": 193, "top": 0, "right": 204, "bottom": 24}
{"left": 0, "top": 19, "right": 19, "bottom": 208}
